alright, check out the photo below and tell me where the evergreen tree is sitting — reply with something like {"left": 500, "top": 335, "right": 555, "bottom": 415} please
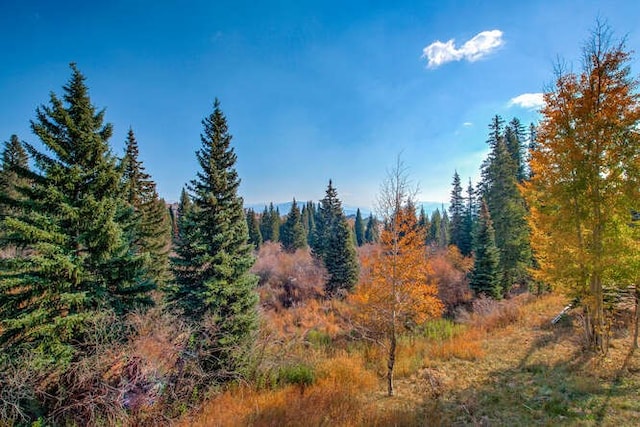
{"left": 354, "top": 208, "right": 365, "bottom": 247}
{"left": 312, "top": 180, "right": 359, "bottom": 295}
{"left": 448, "top": 171, "right": 465, "bottom": 250}
{"left": 427, "top": 208, "right": 441, "bottom": 246}
{"left": 480, "top": 116, "right": 532, "bottom": 293}
{"left": 458, "top": 179, "right": 475, "bottom": 256}
{"left": 169, "top": 99, "right": 258, "bottom": 372}
{"left": 121, "top": 128, "right": 172, "bottom": 287}
{"left": 0, "top": 135, "right": 29, "bottom": 218}
{"left": 260, "top": 205, "right": 272, "bottom": 241}
{"left": 280, "top": 199, "right": 306, "bottom": 252}
{"left": 504, "top": 117, "right": 527, "bottom": 182}
{"left": 305, "top": 201, "right": 316, "bottom": 244}
{"left": 0, "top": 64, "right": 153, "bottom": 364}
{"left": 470, "top": 200, "right": 502, "bottom": 298}
{"left": 364, "top": 213, "right": 379, "bottom": 244}
{"left": 439, "top": 208, "right": 450, "bottom": 248}
{"left": 418, "top": 206, "right": 429, "bottom": 233}
{"left": 246, "top": 208, "right": 262, "bottom": 249}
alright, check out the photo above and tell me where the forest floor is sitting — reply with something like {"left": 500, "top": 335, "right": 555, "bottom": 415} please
{"left": 180, "top": 293, "right": 640, "bottom": 426}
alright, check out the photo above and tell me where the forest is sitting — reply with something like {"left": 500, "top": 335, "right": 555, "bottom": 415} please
{"left": 1, "top": 25, "right": 639, "bottom": 426}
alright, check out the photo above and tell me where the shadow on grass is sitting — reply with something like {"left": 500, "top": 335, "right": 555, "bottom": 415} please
{"left": 434, "top": 320, "right": 640, "bottom": 426}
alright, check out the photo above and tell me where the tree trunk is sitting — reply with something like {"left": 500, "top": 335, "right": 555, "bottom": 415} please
{"left": 387, "top": 330, "right": 396, "bottom": 397}
{"left": 634, "top": 285, "right": 639, "bottom": 350}
{"left": 588, "top": 274, "right": 608, "bottom": 353}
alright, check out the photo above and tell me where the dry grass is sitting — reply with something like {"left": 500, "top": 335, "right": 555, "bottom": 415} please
{"left": 181, "top": 285, "right": 640, "bottom": 427}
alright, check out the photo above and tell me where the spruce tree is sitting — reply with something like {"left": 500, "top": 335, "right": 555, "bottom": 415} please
{"left": 121, "top": 128, "right": 172, "bottom": 287}
{"left": 354, "top": 208, "right": 365, "bottom": 247}
{"left": 280, "top": 199, "right": 306, "bottom": 252}
{"left": 470, "top": 200, "right": 502, "bottom": 298}
{"left": 246, "top": 208, "right": 262, "bottom": 249}
{"left": 260, "top": 205, "right": 272, "bottom": 242}
{"left": 0, "top": 135, "right": 29, "bottom": 218}
{"left": 305, "top": 201, "right": 316, "bottom": 244}
{"left": 427, "top": 208, "right": 441, "bottom": 246}
{"left": 312, "top": 180, "right": 359, "bottom": 295}
{"left": 0, "top": 64, "right": 153, "bottom": 364}
{"left": 261, "top": 202, "right": 280, "bottom": 242}
{"left": 448, "top": 171, "right": 465, "bottom": 250}
{"left": 458, "top": 179, "right": 475, "bottom": 256}
{"left": 481, "top": 119, "right": 531, "bottom": 293}
{"left": 364, "top": 213, "right": 379, "bottom": 244}
{"left": 169, "top": 99, "right": 258, "bottom": 372}
{"left": 439, "top": 208, "right": 450, "bottom": 248}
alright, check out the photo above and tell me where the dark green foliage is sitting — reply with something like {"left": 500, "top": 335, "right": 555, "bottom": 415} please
{"left": 0, "top": 64, "right": 153, "bottom": 365}
{"left": 260, "top": 202, "right": 280, "bottom": 242}
{"left": 280, "top": 199, "right": 306, "bottom": 252}
{"left": 121, "top": 128, "right": 172, "bottom": 287}
{"left": 470, "top": 200, "right": 502, "bottom": 298}
{"left": 480, "top": 115, "right": 532, "bottom": 294}
{"left": 427, "top": 208, "right": 441, "bottom": 246}
{"left": 458, "top": 179, "right": 475, "bottom": 256}
{"left": 448, "top": 171, "right": 465, "bottom": 250}
{"left": 439, "top": 208, "right": 450, "bottom": 247}
{"left": 364, "top": 213, "right": 379, "bottom": 244}
{"left": 354, "top": 208, "right": 365, "bottom": 247}
{"left": 312, "top": 180, "right": 359, "bottom": 295}
{"left": 0, "top": 135, "right": 29, "bottom": 218}
{"left": 303, "top": 201, "right": 316, "bottom": 244}
{"left": 246, "top": 208, "right": 262, "bottom": 249}
{"left": 418, "top": 206, "right": 429, "bottom": 234}
{"left": 168, "top": 99, "right": 258, "bottom": 373}
{"left": 505, "top": 117, "right": 527, "bottom": 182}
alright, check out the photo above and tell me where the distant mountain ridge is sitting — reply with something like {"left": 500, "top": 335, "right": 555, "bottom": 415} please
{"left": 244, "top": 201, "right": 449, "bottom": 218}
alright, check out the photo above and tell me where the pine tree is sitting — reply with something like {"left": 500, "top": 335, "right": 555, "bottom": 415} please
{"left": 121, "top": 128, "right": 172, "bottom": 287}
{"left": 0, "top": 64, "right": 153, "bottom": 364}
{"left": 354, "top": 208, "right": 365, "bottom": 247}
{"left": 280, "top": 199, "right": 306, "bottom": 252}
{"left": 427, "top": 209, "right": 441, "bottom": 246}
{"left": 305, "top": 201, "right": 316, "bottom": 244}
{"left": 505, "top": 117, "right": 527, "bottom": 182}
{"left": 169, "top": 99, "right": 258, "bottom": 372}
{"left": 0, "top": 135, "right": 29, "bottom": 218}
{"left": 470, "top": 200, "right": 502, "bottom": 298}
{"left": 439, "top": 208, "right": 450, "bottom": 248}
{"left": 364, "top": 213, "right": 379, "bottom": 244}
{"left": 458, "top": 179, "right": 475, "bottom": 256}
{"left": 312, "top": 180, "right": 359, "bottom": 295}
{"left": 480, "top": 116, "right": 532, "bottom": 293}
{"left": 418, "top": 206, "right": 429, "bottom": 233}
{"left": 448, "top": 171, "right": 465, "bottom": 250}
{"left": 260, "top": 205, "right": 272, "bottom": 241}
{"left": 246, "top": 208, "right": 262, "bottom": 249}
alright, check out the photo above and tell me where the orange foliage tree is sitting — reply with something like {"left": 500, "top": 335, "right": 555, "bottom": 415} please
{"left": 350, "top": 159, "right": 443, "bottom": 396}
{"left": 521, "top": 24, "right": 640, "bottom": 352}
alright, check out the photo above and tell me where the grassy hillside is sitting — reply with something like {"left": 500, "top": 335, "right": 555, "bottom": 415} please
{"left": 179, "top": 292, "right": 640, "bottom": 426}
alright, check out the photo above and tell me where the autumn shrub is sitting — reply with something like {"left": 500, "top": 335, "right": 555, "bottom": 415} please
{"left": 252, "top": 242, "right": 326, "bottom": 310}
{"left": 429, "top": 246, "right": 473, "bottom": 313}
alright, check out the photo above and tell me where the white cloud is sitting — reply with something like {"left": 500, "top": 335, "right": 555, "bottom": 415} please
{"left": 509, "top": 93, "right": 545, "bottom": 109}
{"left": 463, "top": 122, "right": 473, "bottom": 127}
{"left": 422, "top": 30, "right": 504, "bottom": 68}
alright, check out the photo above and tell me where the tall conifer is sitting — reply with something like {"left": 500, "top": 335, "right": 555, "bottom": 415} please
{"left": 470, "top": 200, "right": 502, "bottom": 298}
{"left": 121, "top": 128, "right": 172, "bottom": 287}
{"left": 169, "top": 99, "right": 258, "bottom": 372}
{"left": 0, "top": 65, "right": 152, "bottom": 364}
{"left": 312, "top": 181, "right": 359, "bottom": 295}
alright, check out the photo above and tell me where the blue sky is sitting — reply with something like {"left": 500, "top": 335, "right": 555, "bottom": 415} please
{"left": 1, "top": 1, "right": 639, "bottom": 208}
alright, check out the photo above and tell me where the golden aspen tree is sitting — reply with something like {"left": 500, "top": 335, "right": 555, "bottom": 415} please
{"left": 522, "top": 24, "right": 640, "bottom": 352}
{"left": 350, "top": 159, "right": 443, "bottom": 396}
